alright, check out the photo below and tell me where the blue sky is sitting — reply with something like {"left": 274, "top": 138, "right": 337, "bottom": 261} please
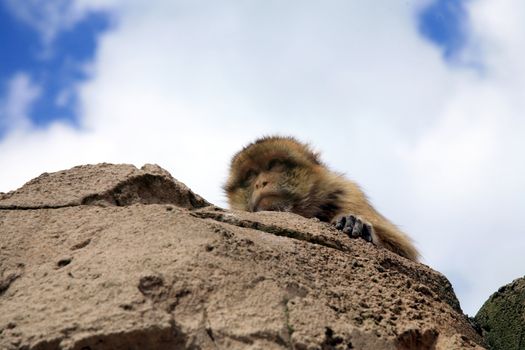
{"left": 419, "top": 0, "right": 468, "bottom": 59}
{"left": 0, "top": 3, "right": 111, "bottom": 134}
{"left": 1, "top": 0, "right": 524, "bottom": 318}
{"left": 0, "top": 0, "right": 467, "bottom": 136}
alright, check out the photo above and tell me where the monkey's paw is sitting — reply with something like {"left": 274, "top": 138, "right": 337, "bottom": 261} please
{"left": 334, "top": 215, "right": 374, "bottom": 243}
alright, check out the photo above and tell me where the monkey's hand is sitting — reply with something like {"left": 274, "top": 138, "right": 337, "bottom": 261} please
{"left": 333, "top": 215, "right": 375, "bottom": 243}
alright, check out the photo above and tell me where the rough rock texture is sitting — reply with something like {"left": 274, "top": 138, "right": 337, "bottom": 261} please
{"left": 0, "top": 163, "right": 210, "bottom": 209}
{"left": 474, "top": 276, "right": 525, "bottom": 350}
{"left": 0, "top": 163, "right": 485, "bottom": 350}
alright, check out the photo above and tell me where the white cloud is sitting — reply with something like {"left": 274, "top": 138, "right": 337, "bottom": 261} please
{"left": 398, "top": 79, "right": 525, "bottom": 313}
{"left": 0, "top": 73, "right": 41, "bottom": 131}
{"left": 1, "top": 0, "right": 525, "bottom": 315}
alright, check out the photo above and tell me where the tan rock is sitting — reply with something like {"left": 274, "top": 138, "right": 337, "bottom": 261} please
{"left": 0, "top": 163, "right": 209, "bottom": 209}
{"left": 0, "top": 164, "right": 485, "bottom": 349}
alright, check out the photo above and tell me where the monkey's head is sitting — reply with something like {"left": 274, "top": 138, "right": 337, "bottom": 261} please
{"left": 224, "top": 136, "right": 333, "bottom": 218}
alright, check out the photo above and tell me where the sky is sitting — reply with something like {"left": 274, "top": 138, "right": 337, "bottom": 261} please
{"left": 1, "top": 0, "right": 524, "bottom": 316}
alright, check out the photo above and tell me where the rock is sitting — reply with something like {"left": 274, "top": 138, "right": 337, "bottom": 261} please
{"left": 0, "top": 163, "right": 485, "bottom": 349}
{"left": 474, "top": 276, "right": 525, "bottom": 350}
{"left": 0, "top": 163, "right": 210, "bottom": 209}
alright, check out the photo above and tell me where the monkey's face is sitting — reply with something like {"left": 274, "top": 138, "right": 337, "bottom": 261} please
{"left": 224, "top": 136, "right": 323, "bottom": 214}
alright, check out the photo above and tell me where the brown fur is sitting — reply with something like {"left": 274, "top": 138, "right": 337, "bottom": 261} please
{"left": 224, "top": 136, "right": 419, "bottom": 261}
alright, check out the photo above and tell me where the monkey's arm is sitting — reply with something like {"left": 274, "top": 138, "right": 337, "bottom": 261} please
{"left": 328, "top": 178, "right": 420, "bottom": 262}
{"left": 369, "top": 218, "right": 419, "bottom": 261}
{"left": 332, "top": 212, "right": 419, "bottom": 261}
{"left": 333, "top": 214, "right": 375, "bottom": 242}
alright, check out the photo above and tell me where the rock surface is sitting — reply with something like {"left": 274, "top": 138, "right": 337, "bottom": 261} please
{"left": 0, "top": 163, "right": 485, "bottom": 350}
{"left": 0, "top": 163, "right": 210, "bottom": 209}
{"left": 474, "top": 276, "right": 525, "bottom": 350}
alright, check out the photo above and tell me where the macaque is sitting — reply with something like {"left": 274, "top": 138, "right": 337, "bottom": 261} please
{"left": 224, "top": 136, "right": 419, "bottom": 261}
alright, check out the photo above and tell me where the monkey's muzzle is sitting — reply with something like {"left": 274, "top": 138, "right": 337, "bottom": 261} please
{"left": 250, "top": 192, "right": 291, "bottom": 212}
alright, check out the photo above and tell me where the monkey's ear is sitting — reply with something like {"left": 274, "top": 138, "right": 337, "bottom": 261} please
{"left": 222, "top": 181, "right": 237, "bottom": 194}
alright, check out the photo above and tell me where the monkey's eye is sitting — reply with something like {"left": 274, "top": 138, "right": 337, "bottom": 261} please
{"left": 241, "top": 169, "right": 257, "bottom": 185}
{"left": 267, "top": 159, "right": 286, "bottom": 171}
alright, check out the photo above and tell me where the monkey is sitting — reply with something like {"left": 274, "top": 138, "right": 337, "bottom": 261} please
{"left": 223, "top": 136, "right": 419, "bottom": 261}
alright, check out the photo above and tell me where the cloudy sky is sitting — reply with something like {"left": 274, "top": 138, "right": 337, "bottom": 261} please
{"left": 1, "top": 0, "right": 524, "bottom": 316}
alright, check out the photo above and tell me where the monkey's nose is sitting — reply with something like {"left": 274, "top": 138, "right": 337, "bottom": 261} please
{"left": 255, "top": 180, "right": 269, "bottom": 189}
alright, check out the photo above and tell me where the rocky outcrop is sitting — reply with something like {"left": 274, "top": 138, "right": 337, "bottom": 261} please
{"left": 0, "top": 163, "right": 210, "bottom": 210}
{"left": 0, "top": 163, "right": 485, "bottom": 349}
{"left": 474, "top": 276, "right": 525, "bottom": 350}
